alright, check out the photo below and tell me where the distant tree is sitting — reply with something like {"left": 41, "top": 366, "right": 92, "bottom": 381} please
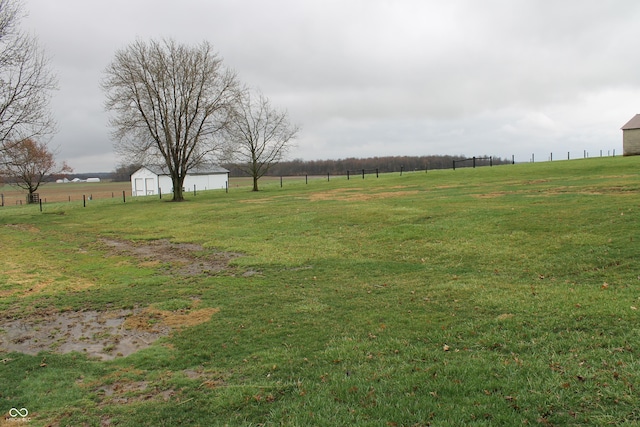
{"left": 112, "top": 162, "right": 142, "bottom": 182}
{"left": 2, "top": 138, "right": 71, "bottom": 202}
{"left": 0, "top": 0, "right": 57, "bottom": 153}
{"left": 102, "top": 38, "right": 239, "bottom": 201}
{"left": 224, "top": 90, "right": 299, "bottom": 191}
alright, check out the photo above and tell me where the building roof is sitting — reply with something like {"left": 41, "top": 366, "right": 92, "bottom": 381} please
{"left": 621, "top": 114, "right": 640, "bottom": 130}
{"left": 143, "top": 164, "right": 229, "bottom": 176}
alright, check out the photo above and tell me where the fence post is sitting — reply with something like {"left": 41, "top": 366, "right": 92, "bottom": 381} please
{"left": 225, "top": 181, "right": 228, "bottom": 193}
{"left": 550, "top": 152, "right": 553, "bottom": 161}
{"left": 1, "top": 194, "right": 3, "bottom": 207}
{"left": 194, "top": 185, "right": 196, "bottom": 196}
{"left": 327, "top": 173, "right": 330, "bottom": 182}
{"left": 376, "top": 168, "right": 379, "bottom": 178}
{"left": 83, "top": 194, "right": 86, "bottom": 207}
{"left": 362, "top": 169, "right": 365, "bottom": 179}
{"left": 568, "top": 152, "right": 570, "bottom": 160}
{"left": 473, "top": 156, "right": 476, "bottom": 168}
{"left": 400, "top": 166, "right": 404, "bottom": 176}
{"left": 306, "top": 174, "right": 308, "bottom": 184}
{"left": 122, "top": 191, "right": 126, "bottom": 203}
{"left": 347, "top": 170, "right": 350, "bottom": 180}
{"left": 453, "top": 160, "right": 456, "bottom": 171}
{"left": 512, "top": 155, "right": 515, "bottom": 165}
{"left": 280, "top": 176, "right": 283, "bottom": 188}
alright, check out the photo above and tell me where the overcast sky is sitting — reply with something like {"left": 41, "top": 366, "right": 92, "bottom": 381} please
{"left": 23, "top": 0, "right": 640, "bottom": 172}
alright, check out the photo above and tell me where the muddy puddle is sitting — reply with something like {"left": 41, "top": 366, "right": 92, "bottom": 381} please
{"left": 100, "top": 238, "right": 242, "bottom": 276}
{"left": 0, "top": 305, "right": 220, "bottom": 361}
{"left": 0, "top": 309, "right": 162, "bottom": 360}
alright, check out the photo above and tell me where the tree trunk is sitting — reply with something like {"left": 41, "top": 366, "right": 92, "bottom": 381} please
{"left": 252, "top": 175, "right": 259, "bottom": 192}
{"left": 172, "top": 173, "right": 185, "bottom": 201}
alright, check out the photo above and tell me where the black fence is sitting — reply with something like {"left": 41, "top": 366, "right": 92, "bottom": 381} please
{"left": 1, "top": 148, "right": 621, "bottom": 209}
{"left": 452, "top": 156, "right": 496, "bottom": 170}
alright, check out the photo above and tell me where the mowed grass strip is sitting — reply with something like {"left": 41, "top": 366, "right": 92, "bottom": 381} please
{"left": 0, "top": 157, "right": 639, "bottom": 426}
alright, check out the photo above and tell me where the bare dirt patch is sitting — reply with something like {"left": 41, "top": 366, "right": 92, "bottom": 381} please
{"left": 0, "top": 239, "right": 234, "bottom": 360}
{"left": 0, "top": 302, "right": 219, "bottom": 360}
{"left": 308, "top": 188, "right": 420, "bottom": 202}
{"left": 100, "top": 238, "right": 241, "bottom": 276}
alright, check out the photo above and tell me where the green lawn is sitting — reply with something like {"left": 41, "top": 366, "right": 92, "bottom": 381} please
{"left": 1, "top": 157, "right": 639, "bottom": 426}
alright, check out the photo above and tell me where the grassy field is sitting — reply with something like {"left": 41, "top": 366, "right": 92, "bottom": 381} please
{"left": 0, "top": 157, "right": 639, "bottom": 426}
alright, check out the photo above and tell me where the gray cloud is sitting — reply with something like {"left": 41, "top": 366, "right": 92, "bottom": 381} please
{"left": 24, "top": 0, "right": 640, "bottom": 172}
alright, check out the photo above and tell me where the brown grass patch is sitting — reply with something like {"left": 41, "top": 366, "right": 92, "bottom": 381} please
{"left": 308, "top": 188, "right": 420, "bottom": 202}
{"left": 124, "top": 306, "right": 220, "bottom": 332}
{"left": 5, "top": 223, "right": 40, "bottom": 233}
{"left": 473, "top": 192, "right": 509, "bottom": 199}
{"left": 0, "top": 264, "right": 94, "bottom": 298}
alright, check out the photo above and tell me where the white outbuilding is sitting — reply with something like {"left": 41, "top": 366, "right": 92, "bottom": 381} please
{"left": 622, "top": 114, "right": 640, "bottom": 156}
{"left": 131, "top": 164, "right": 229, "bottom": 196}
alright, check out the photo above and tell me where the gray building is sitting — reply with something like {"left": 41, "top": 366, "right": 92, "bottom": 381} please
{"left": 621, "top": 114, "right": 640, "bottom": 156}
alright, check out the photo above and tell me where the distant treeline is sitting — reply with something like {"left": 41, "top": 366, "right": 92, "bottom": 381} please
{"left": 224, "top": 155, "right": 512, "bottom": 177}
{"left": 103, "top": 155, "right": 512, "bottom": 182}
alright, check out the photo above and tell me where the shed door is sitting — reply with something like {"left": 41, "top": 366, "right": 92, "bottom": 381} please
{"left": 134, "top": 178, "right": 144, "bottom": 196}
{"left": 145, "top": 178, "right": 155, "bottom": 195}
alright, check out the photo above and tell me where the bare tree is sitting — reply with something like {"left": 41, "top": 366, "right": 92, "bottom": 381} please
{"left": 2, "top": 137, "right": 71, "bottom": 202}
{"left": 0, "top": 0, "right": 57, "bottom": 151}
{"left": 102, "top": 38, "right": 239, "bottom": 201}
{"left": 224, "top": 90, "right": 299, "bottom": 191}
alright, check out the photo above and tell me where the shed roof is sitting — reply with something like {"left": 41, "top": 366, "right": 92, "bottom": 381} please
{"left": 143, "top": 164, "right": 229, "bottom": 176}
{"left": 621, "top": 114, "right": 640, "bottom": 130}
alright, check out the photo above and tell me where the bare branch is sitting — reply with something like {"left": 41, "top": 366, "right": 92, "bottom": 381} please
{"left": 224, "top": 89, "right": 299, "bottom": 191}
{"left": 0, "top": 0, "right": 57, "bottom": 150}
